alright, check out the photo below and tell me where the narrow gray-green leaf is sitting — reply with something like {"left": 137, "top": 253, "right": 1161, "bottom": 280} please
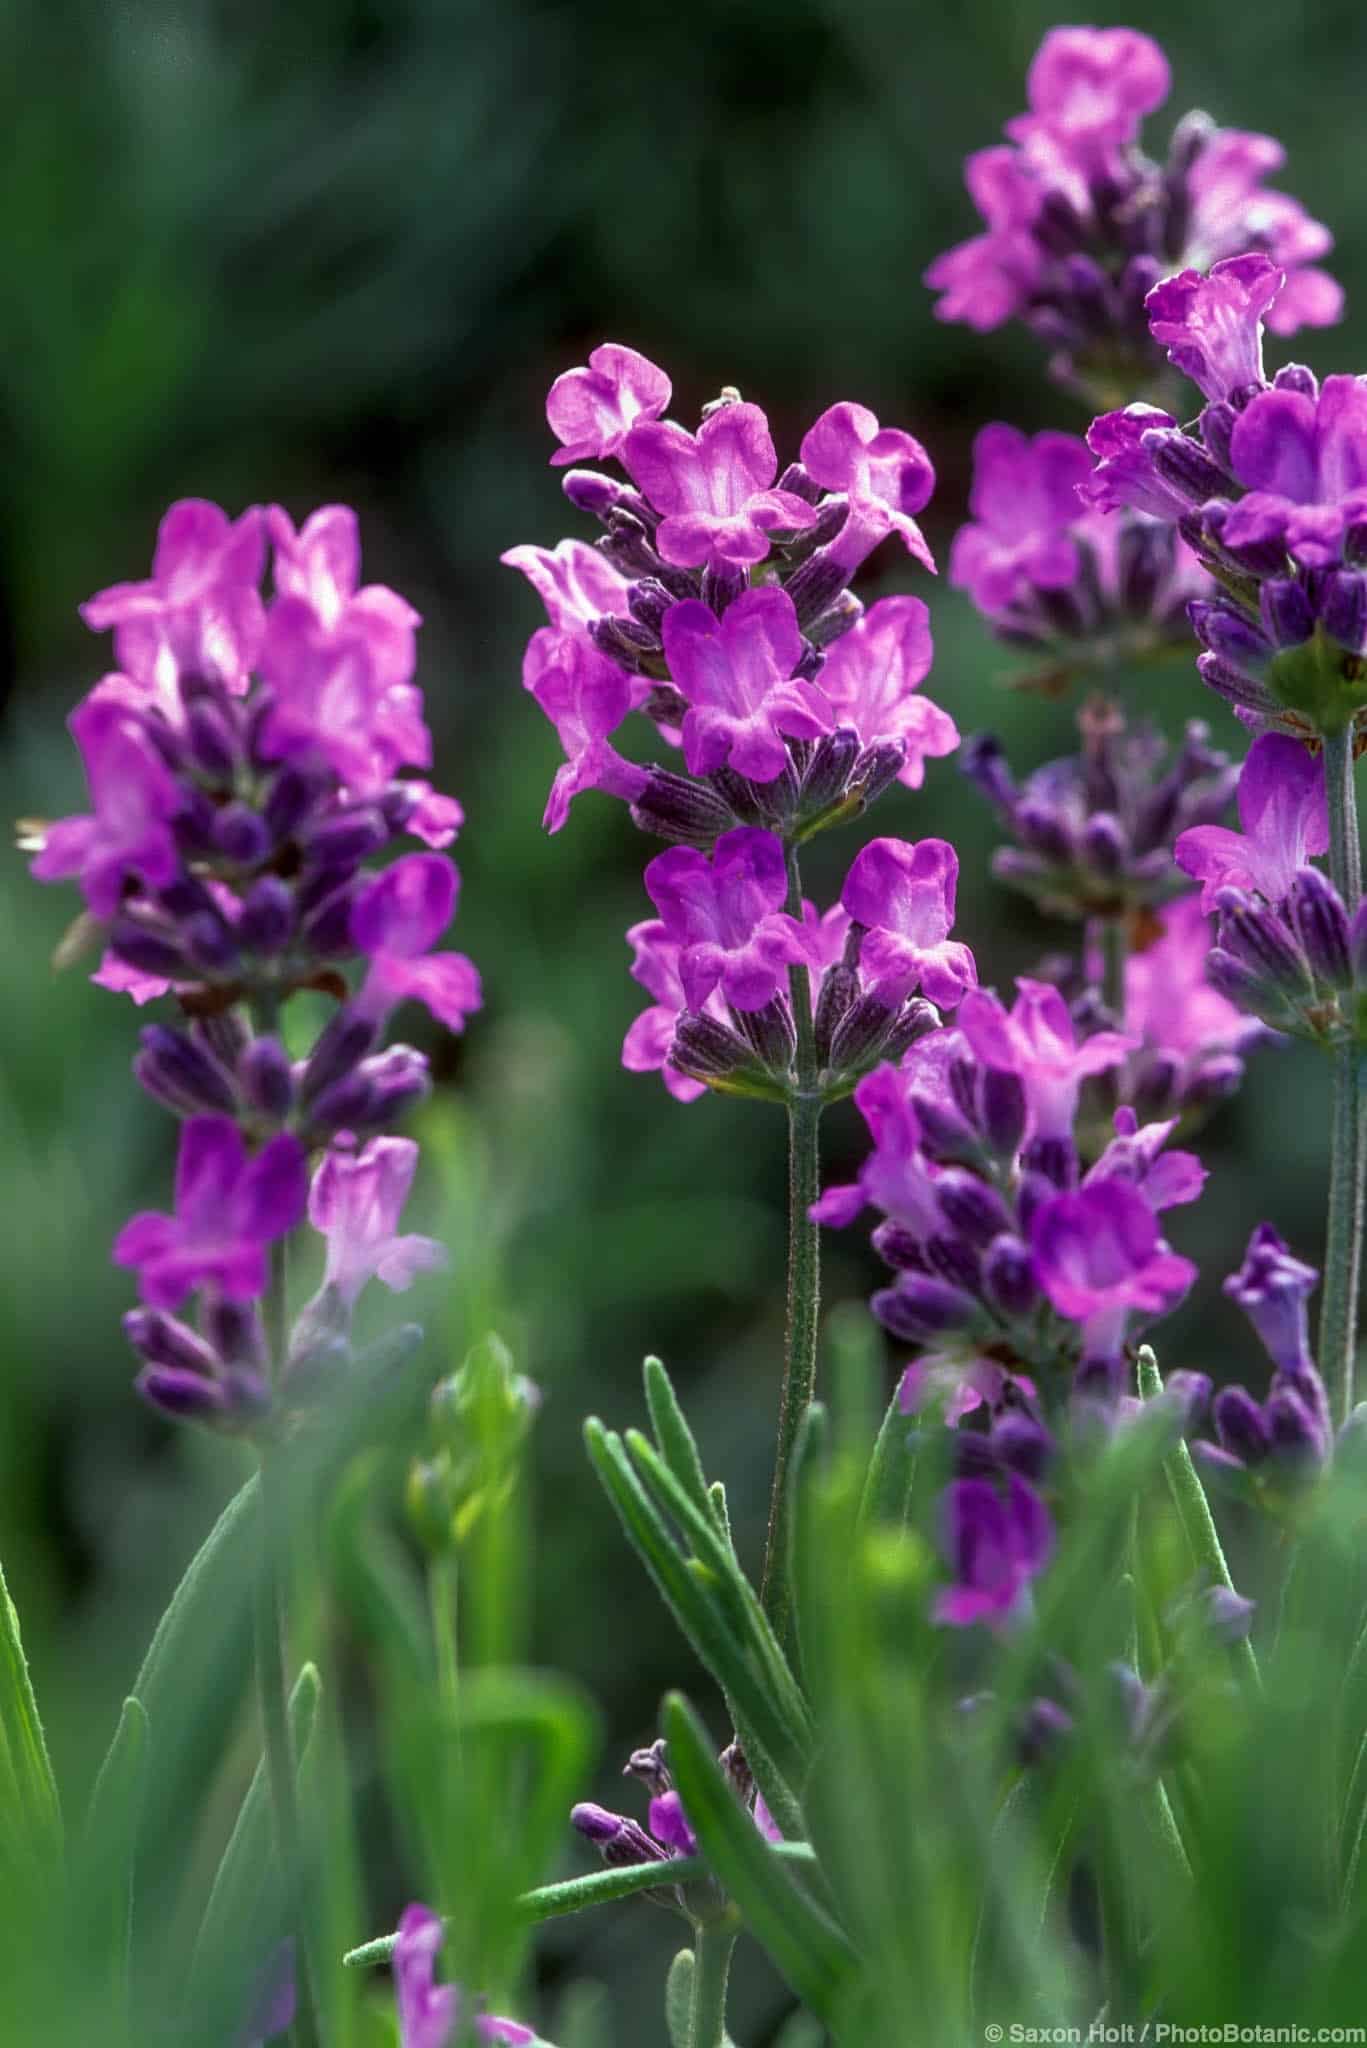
{"left": 0, "top": 1555, "right": 62, "bottom": 1879}
{"left": 78, "top": 1695, "right": 148, "bottom": 2041}
{"left": 663, "top": 1692, "right": 857, "bottom": 2026}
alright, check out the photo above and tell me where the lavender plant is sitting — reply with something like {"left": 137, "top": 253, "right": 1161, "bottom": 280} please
{"left": 11, "top": 18, "right": 1367, "bottom": 2048}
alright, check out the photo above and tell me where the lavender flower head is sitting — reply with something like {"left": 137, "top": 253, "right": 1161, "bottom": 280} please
{"left": 927, "top": 26, "right": 1341, "bottom": 399}
{"left": 505, "top": 347, "right": 955, "bottom": 850}
{"left": 1085, "top": 262, "right": 1367, "bottom": 741}
{"left": 1199, "top": 1224, "right": 1332, "bottom": 1480}
{"left": 25, "top": 498, "right": 474, "bottom": 1421}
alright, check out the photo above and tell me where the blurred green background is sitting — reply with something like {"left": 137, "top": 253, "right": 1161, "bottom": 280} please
{"left": 3, "top": 1, "right": 1364, "bottom": 2036}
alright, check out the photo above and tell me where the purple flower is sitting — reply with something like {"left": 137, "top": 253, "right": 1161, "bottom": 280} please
{"left": 621, "top": 920, "right": 708, "bottom": 1103}
{"left": 899, "top": 1353, "right": 1032, "bottom": 1429}
{"left": 1124, "top": 894, "right": 1260, "bottom": 1062}
{"left": 958, "top": 979, "right": 1135, "bottom": 1140}
{"left": 1183, "top": 132, "right": 1343, "bottom": 337}
{"left": 500, "top": 538, "right": 633, "bottom": 635}
{"left": 29, "top": 694, "right": 183, "bottom": 918}
{"left": 1218, "top": 374, "right": 1367, "bottom": 568}
{"left": 661, "top": 586, "right": 831, "bottom": 782}
{"left": 393, "top": 1905, "right": 536, "bottom": 2048}
{"left": 352, "top": 855, "right": 483, "bottom": 1033}
{"left": 307, "top": 1136, "right": 446, "bottom": 1309}
{"left": 80, "top": 498, "right": 265, "bottom": 699}
{"left": 1030, "top": 1179, "right": 1196, "bottom": 1360}
{"left": 1224, "top": 1222, "right": 1319, "bottom": 1381}
{"left": 257, "top": 614, "right": 428, "bottom": 800}
{"left": 816, "top": 594, "right": 957, "bottom": 786}
{"left": 643, "top": 827, "right": 812, "bottom": 1012}
{"left": 1011, "top": 25, "right": 1169, "bottom": 156}
{"left": 648, "top": 1790, "right": 698, "bottom": 1858}
{"left": 950, "top": 425, "right": 1094, "bottom": 614}
{"left": 1086, "top": 1107, "right": 1207, "bottom": 1215}
{"left": 524, "top": 630, "right": 648, "bottom": 830}
{"left": 1175, "top": 732, "right": 1328, "bottom": 910}
{"left": 546, "top": 344, "right": 671, "bottom": 467}
{"left": 840, "top": 838, "right": 976, "bottom": 1010}
{"left": 622, "top": 401, "right": 817, "bottom": 571}
{"left": 809, "top": 1056, "right": 940, "bottom": 1234}
{"left": 1145, "top": 254, "right": 1283, "bottom": 404}
{"left": 934, "top": 1472, "right": 1053, "bottom": 1629}
{"left": 267, "top": 505, "right": 420, "bottom": 692}
{"left": 1082, "top": 407, "right": 1191, "bottom": 523}
{"left": 113, "top": 1116, "right": 308, "bottom": 1309}
{"left": 923, "top": 146, "right": 1045, "bottom": 331}
{"left": 799, "top": 402, "right": 936, "bottom": 574}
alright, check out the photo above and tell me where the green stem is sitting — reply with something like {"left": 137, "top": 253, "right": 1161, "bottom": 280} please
{"left": 1137, "top": 1350, "right": 1260, "bottom": 1691}
{"left": 759, "top": 844, "right": 823, "bottom": 1649}
{"left": 1320, "top": 727, "right": 1365, "bottom": 1424}
{"left": 428, "top": 1553, "right": 461, "bottom": 1719}
{"left": 688, "top": 1925, "right": 736, "bottom": 2048}
{"left": 248, "top": 984, "right": 323, "bottom": 2048}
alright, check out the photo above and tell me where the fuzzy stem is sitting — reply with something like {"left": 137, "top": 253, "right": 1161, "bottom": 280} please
{"left": 251, "top": 992, "right": 322, "bottom": 2048}
{"left": 1320, "top": 727, "right": 1365, "bottom": 1424}
{"left": 759, "top": 844, "right": 823, "bottom": 1649}
{"left": 689, "top": 1925, "right": 736, "bottom": 2048}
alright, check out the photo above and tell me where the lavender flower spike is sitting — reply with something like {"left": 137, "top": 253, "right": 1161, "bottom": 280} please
{"left": 1224, "top": 1223, "right": 1320, "bottom": 1381}
{"left": 1175, "top": 732, "right": 1328, "bottom": 911}
{"left": 393, "top": 1905, "right": 537, "bottom": 2047}
{"left": 113, "top": 1116, "right": 308, "bottom": 1309}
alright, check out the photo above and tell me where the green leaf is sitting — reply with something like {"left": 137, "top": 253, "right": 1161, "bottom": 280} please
{"left": 77, "top": 1695, "right": 149, "bottom": 2042}
{"left": 663, "top": 1692, "right": 858, "bottom": 2027}
{"left": 644, "top": 1356, "right": 718, "bottom": 1532}
{"left": 184, "top": 1662, "right": 322, "bottom": 2037}
{"left": 585, "top": 1420, "right": 810, "bottom": 1797}
{"left": 665, "top": 1948, "right": 694, "bottom": 2048}
{"left": 0, "top": 1555, "right": 62, "bottom": 1894}
{"left": 858, "top": 1384, "right": 916, "bottom": 1532}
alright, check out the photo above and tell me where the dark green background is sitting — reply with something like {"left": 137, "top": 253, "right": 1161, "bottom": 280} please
{"left": 2, "top": 3, "right": 1361, "bottom": 2035}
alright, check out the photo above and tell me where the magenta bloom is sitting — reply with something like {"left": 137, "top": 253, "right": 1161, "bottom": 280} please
{"left": 799, "top": 402, "right": 936, "bottom": 574}
{"left": 1125, "top": 895, "right": 1259, "bottom": 1062}
{"left": 1182, "top": 132, "right": 1342, "bottom": 337}
{"left": 662, "top": 586, "right": 831, "bottom": 782}
{"left": 80, "top": 498, "right": 265, "bottom": 700}
{"left": 114, "top": 1116, "right": 307, "bottom": 1310}
{"left": 643, "top": 827, "right": 812, "bottom": 1012}
{"left": 958, "top": 979, "right": 1135, "bottom": 1141}
{"left": 30, "top": 694, "right": 183, "bottom": 918}
{"left": 1082, "top": 407, "right": 1190, "bottom": 523}
{"left": 816, "top": 595, "right": 958, "bottom": 787}
{"left": 1175, "top": 733, "right": 1327, "bottom": 911}
{"left": 949, "top": 425, "right": 1094, "bottom": 614}
{"left": 393, "top": 1906, "right": 535, "bottom": 2048}
{"left": 622, "top": 401, "right": 817, "bottom": 571}
{"left": 809, "top": 1057, "right": 941, "bottom": 1235}
{"left": 524, "top": 631, "right": 647, "bottom": 830}
{"left": 308, "top": 1136, "right": 445, "bottom": 1309}
{"left": 923, "top": 146, "right": 1044, "bottom": 332}
{"left": 268, "top": 505, "right": 420, "bottom": 693}
{"left": 500, "top": 537, "right": 633, "bottom": 634}
{"left": 1011, "top": 25, "right": 1169, "bottom": 156}
{"left": 1146, "top": 254, "right": 1283, "bottom": 404}
{"left": 546, "top": 343, "right": 671, "bottom": 468}
{"left": 934, "top": 1472, "right": 1053, "bottom": 1629}
{"left": 1222, "top": 374, "right": 1367, "bottom": 568}
{"left": 840, "top": 838, "right": 976, "bottom": 1010}
{"left": 621, "top": 920, "right": 708, "bottom": 1103}
{"left": 1030, "top": 1179, "right": 1196, "bottom": 1358}
{"left": 352, "top": 855, "right": 483, "bottom": 1033}
{"left": 648, "top": 1790, "right": 698, "bottom": 1859}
